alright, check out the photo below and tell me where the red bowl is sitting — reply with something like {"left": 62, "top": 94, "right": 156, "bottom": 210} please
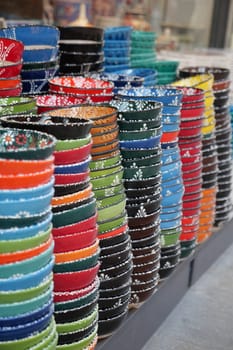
{"left": 53, "top": 227, "right": 98, "bottom": 253}
{"left": 183, "top": 206, "right": 201, "bottom": 217}
{"left": 180, "top": 146, "right": 202, "bottom": 158}
{"left": 182, "top": 100, "right": 205, "bottom": 109}
{"left": 98, "top": 223, "right": 128, "bottom": 240}
{"left": 180, "top": 106, "right": 205, "bottom": 119}
{"left": 182, "top": 167, "right": 202, "bottom": 180}
{"left": 183, "top": 175, "right": 202, "bottom": 186}
{"left": 55, "top": 170, "right": 90, "bottom": 185}
{"left": 183, "top": 198, "right": 201, "bottom": 209}
{"left": 180, "top": 116, "right": 204, "bottom": 128}
{"left": 182, "top": 215, "right": 199, "bottom": 227}
{"left": 54, "top": 263, "right": 100, "bottom": 292}
{"left": 213, "top": 79, "right": 231, "bottom": 91}
{"left": 0, "top": 38, "right": 24, "bottom": 62}
{"left": 182, "top": 160, "right": 202, "bottom": 172}
{"left": 0, "top": 85, "right": 22, "bottom": 97}
{"left": 181, "top": 224, "right": 199, "bottom": 234}
{"left": 54, "top": 278, "right": 98, "bottom": 303}
{"left": 161, "top": 131, "right": 179, "bottom": 143}
{"left": 184, "top": 183, "right": 202, "bottom": 195}
{"left": 0, "top": 61, "right": 23, "bottom": 78}
{"left": 180, "top": 230, "right": 197, "bottom": 241}
{"left": 176, "top": 87, "right": 205, "bottom": 103}
{"left": 37, "top": 94, "right": 85, "bottom": 114}
{"left": 49, "top": 90, "right": 113, "bottom": 103}
{"left": 52, "top": 212, "right": 97, "bottom": 236}
{"left": 49, "top": 76, "right": 114, "bottom": 95}
{"left": 181, "top": 154, "right": 202, "bottom": 164}
{"left": 0, "top": 77, "right": 21, "bottom": 89}
{"left": 179, "top": 136, "right": 202, "bottom": 149}
{"left": 54, "top": 141, "right": 92, "bottom": 165}
{"left": 179, "top": 125, "right": 202, "bottom": 138}
{"left": 183, "top": 191, "right": 201, "bottom": 202}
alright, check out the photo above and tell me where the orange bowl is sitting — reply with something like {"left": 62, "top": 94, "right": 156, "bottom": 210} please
{"left": 0, "top": 157, "right": 54, "bottom": 175}
{"left": 55, "top": 239, "right": 99, "bottom": 263}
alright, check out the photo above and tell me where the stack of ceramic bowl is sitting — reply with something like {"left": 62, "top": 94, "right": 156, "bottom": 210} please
{"left": 115, "top": 68, "right": 157, "bottom": 86}
{"left": 36, "top": 94, "right": 85, "bottom": 114}
{"left": 104, "top": 26, "right": 132, "bottom": 73}
{"left": 0, "top": 127, "right": 57, "bottom": 349}
{"left": 58, "top": 26, "right": 104, "bottom": 75}
{"left": 173, "top": 73, "right": 217, "bottom": 245}
{"left": 117, "top": 87, "right": 184, "bottom": 277}
{"left": 37, "top": 105, "right": 132, "bottom": 339}
{"left": 130, "top": 30, "right": 157, "bottom": 67}
{"left": 111, "top": 99, "right": 162, "bottom": 304}
{"left": 0, "top": 25, "right": 60, "bottom": 95}
{"left": 0, "top": 113, "right": 99, "bottom": 349}
{"left": 230, "top": 105, "right": 233, "bottom": 159}
{"left": 49, "top": 76, "right": 114, "bottom": 104}
{"left": 0, "top": 96, "right": 37, "bottom": 118}
{"left": 0, "top": 38, "right": 24, "bottom": 97}
{"left": 176, "top": 87, "right": 205, "bottom": 250}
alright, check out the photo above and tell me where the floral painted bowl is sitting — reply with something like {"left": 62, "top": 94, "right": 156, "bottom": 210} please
{"left": 0, "top": 127, "right": 56, "bottom": 160}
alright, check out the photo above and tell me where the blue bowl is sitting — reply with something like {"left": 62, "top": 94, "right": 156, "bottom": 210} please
{"left": 0, "top": 257, "right": 54, "bottom": 291}
{"left": 117, "top": 87, "right": 183, "bottom": 105}
{"left": 104, "top": 26, "right": 132, "bottom": 41}
{"left": 160, "top": 217, "right": 182, "bottom": 230}
{"left": 55, "top": 156, "right": 91, "bottom": 175}
{"left": 162, "top": 122, "right": 180, "bottom": 133}
{"left": 162, "top": 105, "right": 181, "bottom": 115}
{"left": 162, "top": 113, "right": 180, "bottom": 124}
{"left": 0, "top": 242, "right": 53, "bottom": 278}
{"left": 0, "top": 299, "right": 53, "bottom": 327}
{"left": 93, "top": 73, "right": 144, "bottom": 88}
{"left": 144, "top": 79, "right": 157, "bottom": 87}
{"left": 161, "top": 202, "right": 183, "bottom": 214}
{"left": 0, "top": 25, "right": 60, "bottom": 46}
{"left": 161, "top": 144, "right": 180, "bottom": 155}
{"left": 115, "top": 68, "right": 157, "bottom": 80}
{"left": 162, "top": 159, "right": 181, "bottom": 173}
{"left": 23, "top": 46, "right": 59, "bottom": 63}
{"left": 0, "top": 212, "right": 52, "bottom": 240}
{"left": 162, "top": 176, "right": 183, "bottom": 188}
{"left": 105, "top": 56, "right": 130, "bottom": 65}
{"left": 104, "top": 40, "right": 130, "bottom": 49}
{"left": 0, "top": 178, "right": 54, "bottom": 201}
{"left": 161, "top": 190, "right": 184, "bottom": 207}
{"left": 22, "top": 79, "right": 49, "bottom": 94}
{"left": 104, "top": 64, "right": 130, "bottom": 73}
{"left": 120, "top": 135, "right": 161, "bottom": 149}
{"left": 162, "top": 183, "right": 184, "bottom": 197}
{"left": 104, "top": 47, "right": 130, "bottom": 58}
{"left": 162, "top": 152, "right": 180, "bottom": 165}
{"left": 0, "top": 305, "right": 53, "bottom": 341}
{"left": 21, "top": 65, "right": 59, "bottom": 80}
{"left": 0, "top": 189, "right": 54, "bottom": 217}
{"left": 160, "top": 211, "right": 182, "bottom": 222}
{"left": 162, "top": 167, "right": 182, "bottom": 182}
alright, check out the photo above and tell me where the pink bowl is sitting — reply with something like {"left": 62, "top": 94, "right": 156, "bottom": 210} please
{"left": 0, "top": 38, "right": 24, "bottom": 62}
{"left": 36, "top": 94, "right": 85, "bottom": 114}
{"left": 55, "top": 170, "right": 90, "bottom": 185}
{"left": 49, "top": 76, "right": 114, "bottom": 95}
{"left": 0, "top": 61, "right": 23, "bottom": 78}
{"left": 54, "top": 142, "right": 93, "bottom": 165}
{"left": 54, "top": 263, "right": 100, "bottom": 292}
{"left": 0, "top": 85, "right": 22, "bottom": 97}
{"left": 52, "top": 212, "right": 98, "bottom": 236}
{"left": 53, "top": 227, "right": 98, "bottom": 253}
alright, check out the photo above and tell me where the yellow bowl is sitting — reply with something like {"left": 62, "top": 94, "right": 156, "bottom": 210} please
{"left": 173, "top": 74, "right": 214, "bottom": 91}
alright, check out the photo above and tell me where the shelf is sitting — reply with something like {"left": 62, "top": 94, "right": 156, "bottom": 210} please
{"left": 97, "top": 219, "right": 233, "bottom": 350}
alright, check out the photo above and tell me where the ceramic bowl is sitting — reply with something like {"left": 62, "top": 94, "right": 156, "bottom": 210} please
{"left": 0, "top": 60, "right": 22, "bottom": 79}
{"left": 112, "top": 99, "right": 162, "bottom": 121}
{"left": 36, "top": 94, "right": 84, "bottom": 114}
{"left": 0, "top": 37, "right": 24, "bottom": 63}
{"left": 54, "top": 156, "right": 91, "bottom": 175}
{"left": 0, "top": 96, "right": 36, "bottom": 116}
{"left": 52, "top": 198, "right": 96, "bottom": 228}
{"left": 23, "top": 45, "right": 59, "bottom": 62}
{"left": 97, "top": 211, "right": 127, "bottom": 235}
{"left": 21, "top": 64, "right": 58, "bottom": 81}
{"left": 120, "top": 134, "right": 161, "bottom": 149}
{"left": 100, "top": 233, "right": 130, "bottom": 255}
{"left": 54, "top": 263, "right": 99, "bottom": 293}
{"left": 131, "top": 229, "right": 160, "bottom": 249}
{"left": 117, "top": 118, "right": 161, "bottom": 132}
{"left": 126, "top": 196, "right": 161, "bottom": 217}
{"left": 54, "top": 143, "right": 92, "bottom": 166}
{"left": 55, "top": 240, "right": 99, "bottom": 265}
{"left": 97, "top": 196, "right": 126, "bottom": 222}
{"left": 179, "top": 66, "right": 230, "bottom": 81}
{"left": 99, "top": 246, "right": 131, "bottom": 271}
{"left": 99, "top": 264, "right": 132, "bottom": 290}
{"left": 123, "top": 162, "right": 161, "bottom": 180}
{"left": 52, "top": 211, "right": 97, "bottom": 236}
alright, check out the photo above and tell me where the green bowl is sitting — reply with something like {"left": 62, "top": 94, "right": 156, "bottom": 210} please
{"left": 96, "top": 193, "right": 126, "bottom": 209}
{"left": 123, "top": 162, "right": 161, "bottom": 180}
{"left": 53, "top": 198, "right": 96, "bottom": 228}
{"left": 98, "top": 211, "right": 128, "bottom": 234}
{"left": 93, "top": 183, "right": 124, "bottom": 200}
{"left": 131, "top": 47, "right": 155, "bottom": 55}
{"left": 0, "top": 97, "right": 37, "bottom": 116}
{"left": 0, "top": 319, "right": 56, "bottom": 350}
{"left": 0, "top": 225, "right": 51, "bottom": 254}
{"left": 111, "top": 100, "right": 162, "bottom": 121}
{"left": 91, "top": 169, "right": 123, "bottom": 190}
{"left": 56, "top": 326, "right": 97, "bottom": 350}
{"left": 54, "top": 250, "right": 100, "bottom": 273}
{"left": 97, "top": 197, "right": 126, "bottom": 222}
{"left": 120, "top": 147, "right": 160, "bottom": 159}
{"left": 131, "top": 30, "right": 156, "bottom": 41}
{"left": 160, "top": 230, "right": 181, "bottom": 247}
{"left": 122, "top": 151, "right": 161, "bottom": 168}
{"left": 0, "top": 242, "right": 53, "bottom": 278}
{"left": 0, "top": 275, "right": 52, "bottom": 304}
{"left": 55, "top": 134, "right": 91, "bottom": 151}
{"left": 32, "top": 329, "right": 58, "bottom": 350}
{"left": 90, "top": 153, "right": 121, "bottom": 170}
{"left": 118, "top": 118, "right": 161, "bottom": 131}
{"left": 142, "top": 60, "right": 179, "bottom": 72}
{"left": 0, "top": 283, "right": 53, "bottom": 317}
{"left": 131, "top": 40, "right": 155, "bottom": 49}
{"left": 119, "top": 127, "right": 161, "bottom": 141}
{"left": 56, "top": 306, "right": 98, "bottom": 334}
{"left": 180, "top": 244, "right": 196, "bottom": 259}
{"left": 90, "top": 163, "right": 122, "bottom": 178}
{"left": 55, "top": 286, "right": 98, "bottom": 312}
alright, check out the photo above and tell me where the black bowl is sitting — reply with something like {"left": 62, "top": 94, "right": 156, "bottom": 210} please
{"left": 52, "top": 194, "right": 94, "bottom": 213}
{"left": 132, "top": 264, "right": 160, "bottom": 283}
{"left": 60, "top": 51, "right": 104, "bottom": 65}
{"left": 58, "top": 319, "right": 97, "bottom": 345}
{"left": 131, "top": 229, "right": 160, "bottom": 249}
{"left": 100, "top": 235, "right": 131, "bottom": 256}
{"left": 99, "top": 247, "right": 132, "bottom": 269}
{"left": 59, "top": 26, "right": 104, "bottom": 41}
{"left": 133, "top": 256, "right": 160, "bottom": 274}
{"left": 179, "top": 66, "right": 230, "bottom": 80}
{"left": 99, "top": 295, "right": 130, "bottom": 320}
{"left": 133, "top": 244, "right": 160, "bottom": 265}
{"left": 99, "top": 281, "right": 131, "bottom": 299}
{"left": 126, "top": 190, "right": 161, "bottom": 206}
{"left": 98, "top": 289, "right": 130, "bottom": 309}
{"left": 99, "top": 265, "right": 133, "bottom": 290}
{"left": 59, "top": 60, "right": 104, "bottom": 75}
{"left": 160, "top": 250, "right": 180, "bottom": 268}
{"left": 59, "top": 40, "right": 104, "bottom": 53}
{"left": 129, "top": 220, "right": 160, "bottom": 240}
{"left": 98, "top": 308, "right": 128, "bottom": 338}
{"left": 159, "top": 263, "right": 178, "bottom": 279}
{"left": 99, "top": 257, "right": 132, "bottom": 279}
{"left": 132, "top": 241, "right": 160, "bottom": 257}
{"left": 130, "top": 281, "right": 158, "bottom": 304}
{"left": 126, "top": 197, "right": 161, "bottom": 217}
{"left": 125, "top": 183, "right": 161, "bottom": 199}
{"left": 124, "top": 173, "right": 161, "bottom": 190}
{"left": 99, "top": 230, "right": 129, "bottom": 249}
{"left": 54, "top": 179, "right": 89, "bottom": 197}
{"left": 1, "top": 114, "right": 92, "bottom": 140}
{"left": 128, "top": 208, "right": 160, "bottom": 229}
